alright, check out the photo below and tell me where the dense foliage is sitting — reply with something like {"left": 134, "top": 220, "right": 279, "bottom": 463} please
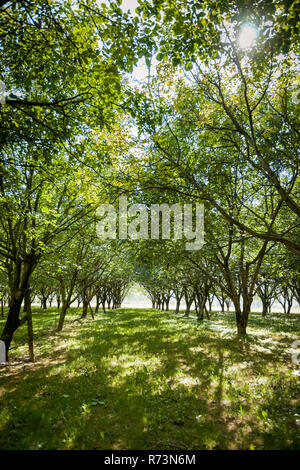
{"left": 0, "top": 0, "right": 299, "bottom": 369}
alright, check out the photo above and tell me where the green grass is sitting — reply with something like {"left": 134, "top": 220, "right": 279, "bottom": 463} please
{"left": 0, "top": 307, "right": 300, "bottom": 450}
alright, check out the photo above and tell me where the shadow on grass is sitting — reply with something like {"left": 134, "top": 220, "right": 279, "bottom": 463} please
{"left": 0, "top": 308, "right": 299, "bottom": 450}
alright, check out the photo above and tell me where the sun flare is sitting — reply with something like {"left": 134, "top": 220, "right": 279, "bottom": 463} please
{"left": 238, "top": 25, "right": 257, "bottom": 49}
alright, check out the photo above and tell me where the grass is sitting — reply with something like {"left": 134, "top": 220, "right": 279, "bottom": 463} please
{"left": 0, "top": 307, "right": 300, "bottom": 450}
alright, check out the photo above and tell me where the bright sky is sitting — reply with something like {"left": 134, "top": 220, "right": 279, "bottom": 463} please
{"left": 120, "top": 0, "right": 139, "bottom": 14}
{"left": 238, "top": 25, "right": 257, "bottom": 49}
{"left": 97, "top": 0, "right": 139, "bottom": 12}
{"left": 97, "top": 0, "right": 152, "bottom": 81}
{"left": 121, "top": 0, "right": 157, "bottom": 81}
{"left": 99, "top": 2, "right": 259, "bottom": 80}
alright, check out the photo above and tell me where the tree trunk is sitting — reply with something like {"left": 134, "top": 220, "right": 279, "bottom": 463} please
{"left": 236, "top": 306, "right": 250, "bottom": 336}
{"left": 81, "top": 291, "right": 88, "bottom": 319}
{"left": 185, "top": 299, "right": 192, "bottom": 317}
{"left": 42, "top": 296, "right": 47, "bottom": 309}
{"left": 287, "top": 299, "right": 293, "bottom": 314}
{"left": 57, "top": 302, "right": 69, "bottom": 331}
{"left": 205, "top": 306, "right": 210, "bottom": 320}
{"left": 1, "top": 257, "right": 37, "bottom": 359}
{"left": 175, "top": 298, "right": 181, "bottom": 314}
{"left": 88, "top": 301, "right": 94, "bottom": 319}
{"left": 261, "top": 297, "right": 268, "bottom": 317}
{"left": 95, "top": 296, "right": 100, "bottom": 313}
{"left": 197, "top": 308, "right": 204, "bottom": 321}
{"left": 233, "top": 297, "right": 247, "bottom": 335}
{"left": 1, "top": 295, "right": 24, "bottom": 359}
{"left": 24, "top": 290, "right": 34, "bottom": 362}
{"left": 237, "top": 323, "right": 247, "bottom": 335}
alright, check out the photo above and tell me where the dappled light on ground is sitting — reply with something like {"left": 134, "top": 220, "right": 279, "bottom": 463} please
{"left": 0, "top": 308, "right": 300, "bottom": 450}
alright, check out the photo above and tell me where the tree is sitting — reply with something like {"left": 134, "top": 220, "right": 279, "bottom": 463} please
{"left": 255, "top": 258, "right": 281, "bottom": 316}
{"left": 0, "top": 141, "right": 99, "bottom": 355}
{"left": 136, "top": 0, "right": 300, "bottom": 63}
{"left": 0, "top": 0, "right": 139, "bottom": 359}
